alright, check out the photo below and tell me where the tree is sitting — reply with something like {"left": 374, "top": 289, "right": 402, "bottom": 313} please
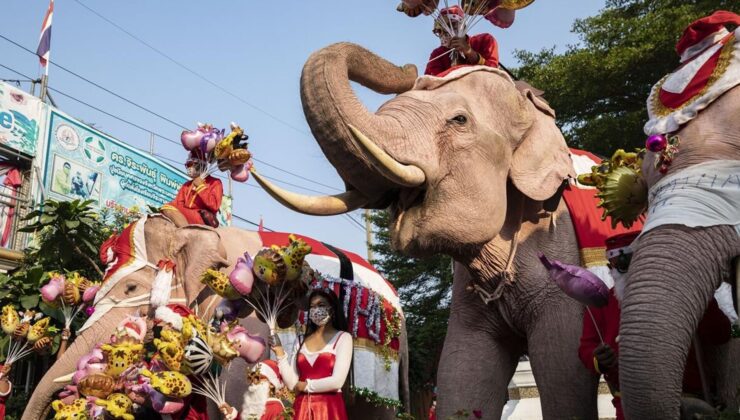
{"left": 513, "top": 0, "right": 740, "bottom": 157}
{"left": 366, "top": 211, "right": 453, "bottom": 398}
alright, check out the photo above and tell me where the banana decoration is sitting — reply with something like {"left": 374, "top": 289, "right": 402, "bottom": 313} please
{"left": 1, "top": 305, "right": 19, "bottom": 335}
{"left": 200, "top": 269, "right": 241, "bottom": 300}
{"left": 140, "top": 369, "right": 192, "bottom": 398}
{"left": 577, "top": 149, "right": 648, "bottom": 229}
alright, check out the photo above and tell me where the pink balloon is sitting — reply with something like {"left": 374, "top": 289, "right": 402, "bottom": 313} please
{"left": 538, "top": 253, "right": 610, "bottom": 307}
{"left": 229, "top": 253, "right": 254, "bottom": 295}
{"left": 150, "top": 390, "right": 185, "bottom": 414}
{"left": 82, "top": 285, "right": 100, "bottom": 303}
{"left": 41, "top": 276, "right": 65, "bottom": 304}
{"left": 226, "top": 325, "right": 266, "bottom": 363}
{"left": 230, "top": 164, "right": 249, "bottom": 182}
{"left": 180, "top": 130, "right": 203, "bottom": 151}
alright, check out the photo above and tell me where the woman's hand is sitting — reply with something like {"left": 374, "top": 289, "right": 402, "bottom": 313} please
{"left": 448, "top": 37, "right": 474, "bottom": 56}
{"left": 269, "top": 334, "right": 285, "bottom": 358}
{"left": 295, "top": 381, "right": 308, "bottom": 392}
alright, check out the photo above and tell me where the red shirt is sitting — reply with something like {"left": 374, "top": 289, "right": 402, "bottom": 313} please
{"left": 424, "top": 33, "right": 499, "bottom": 76}
{"left": 163, "top": 175, "right": 223, "bottom": 225}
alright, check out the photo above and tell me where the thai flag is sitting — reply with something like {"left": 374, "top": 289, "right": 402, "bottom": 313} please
{"left": 36, "top": 0, "right": 54, "bottom": 67}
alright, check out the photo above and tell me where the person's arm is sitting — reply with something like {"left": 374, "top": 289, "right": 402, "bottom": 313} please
{"left": 305, "top": 333, "right": 353, "bottom": 393}
{"left": 578, "top": 307, "right": 602, "bottom": 375}
{"left": 196, "top": 178, "right": 223, "bottom": 213}
{"left": 276, "top": 341, "right": 301, "bottom": 391}
{"left": 424, "top": 48, "right": 447, "bottom": 76}
{"left": 470, "top": 34, "right": 499, "bottom": 67}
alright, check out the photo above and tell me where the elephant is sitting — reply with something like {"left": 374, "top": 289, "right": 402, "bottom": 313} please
{"left": 22, "top": 215, "right": 409, "bottom": 420}
{"left": 615, "top": 53, "right": 740, "bottom": 418}
{"left": 251, "top": 42, "right": 607, "bottom": 419}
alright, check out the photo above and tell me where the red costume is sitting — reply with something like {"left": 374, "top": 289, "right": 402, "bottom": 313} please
{"left": 0, "top": 368, "right": 10, "bottom": 420}
{"left": 291, "top": 333, "right": 350, "bottom": 420}
{"left": 161, "top": 175, "right": 223, "bottom": 226}
{"left": 425, "top": 33, "right": 500, "bottom": 76}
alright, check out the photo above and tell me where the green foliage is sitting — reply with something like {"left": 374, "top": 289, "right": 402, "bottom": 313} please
{"left": 20, "top": 199, "right": 108, "bottom": 279}
{"left": 512, "top": 0, "right": 740, "bottom": 156}
{"left": 367, "top": 211, "right": 453, "bottom": 391}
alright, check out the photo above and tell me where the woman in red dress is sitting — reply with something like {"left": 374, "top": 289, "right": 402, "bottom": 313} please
{"left": 272, "top": 289, "right": 352, "bottom": 420}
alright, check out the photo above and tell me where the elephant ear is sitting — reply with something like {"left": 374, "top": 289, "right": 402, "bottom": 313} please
{"left": 509, "top": 86, "right": 574, "bottom": 202}
{"left": 170, "top": 226, "right": 229, "bottom": 304}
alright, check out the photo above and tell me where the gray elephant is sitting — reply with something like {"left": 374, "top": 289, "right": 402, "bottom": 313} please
{"left": 617, "top": 16, "right": 740, "bottom": 418}
{"left": 252, "top": 42, "right": 611, "bottom": 419}
{"left": 22, "top": 216, "right": 409, "bottom": 420}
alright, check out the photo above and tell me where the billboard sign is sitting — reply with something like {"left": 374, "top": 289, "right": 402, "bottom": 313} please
{"left": 0, "top": 81, "right": 46, "bottom": 156}
{"left": 43, "top": 109, "right": 187, "bottom": 216}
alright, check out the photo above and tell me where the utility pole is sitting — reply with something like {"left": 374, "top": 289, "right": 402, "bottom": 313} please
{"left": 364, "top": 209, "right": 374, "bottom": 261}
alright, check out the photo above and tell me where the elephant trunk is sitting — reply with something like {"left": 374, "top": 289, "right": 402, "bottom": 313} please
{"left": 619, "top": 225, "right": 738, "bottom": 419}
{"left": 22, "top": 310, "right": 124, "bottom": 420}
{"left": 300, "top": 42, "right": 419, "bottom": 205}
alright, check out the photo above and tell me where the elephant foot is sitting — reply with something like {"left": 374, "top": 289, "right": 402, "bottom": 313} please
{"left": 679, "top": 397, "right": 717, "bottom": 420}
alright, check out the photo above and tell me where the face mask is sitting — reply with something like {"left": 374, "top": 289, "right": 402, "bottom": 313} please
{"left": 186, "top": 165, "right": 199, "bottom": 179}
{"left": 309, "top": 306, "right": 331, "bottom": 326}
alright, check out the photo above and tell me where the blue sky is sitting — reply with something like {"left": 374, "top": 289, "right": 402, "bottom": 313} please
{"left": 1, "top": 1, "right": 605, "bottom": 258}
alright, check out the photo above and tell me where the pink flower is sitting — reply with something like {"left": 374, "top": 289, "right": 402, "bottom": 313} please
{"left": 85, "top": 306, "right": 95, "bottom": 316}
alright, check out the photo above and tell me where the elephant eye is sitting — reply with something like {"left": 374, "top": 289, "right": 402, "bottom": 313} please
{"left": 450, "top": 114, "right": 467, "bottom": 125}
{"left": 126, "top": 284, "right": 137, "bottom": 293}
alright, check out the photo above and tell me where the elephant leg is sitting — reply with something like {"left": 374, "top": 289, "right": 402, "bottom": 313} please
{"left": 437, "top": 327, "right": 522, "bottom": 420}
{"left": 620, "top": 224, "right": 740, "bottom": 419}
{"left": 527, "top": 297, "right": 599, "bottom": 420}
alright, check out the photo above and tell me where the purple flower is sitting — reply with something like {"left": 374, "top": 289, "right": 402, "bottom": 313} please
{"left": 85, "top": 306, "right": 95, "bottom": 316}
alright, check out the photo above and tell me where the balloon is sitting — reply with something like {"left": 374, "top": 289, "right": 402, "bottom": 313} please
{"left": 149, "top": 389, "right": 185, "bottom": 414}
{"left": 200, "top": 136, "right": 216, "bottom": 155}
{"left": 180, "top": 130, "right": 203, "bottom": 151}
{"left": 229, "top": 253, "right": 255, "bottom": 295}
{"left": 230, "top": 163, "right": 249, "bottom": 182}
{"left": 224, "top": 324, "right": 266, "bottom": 363}
{"left": 82, "top": 284, "right": 101, "bottom": 303}
{"left": 538, "top": 253, "right": 610, "bottom": 307}
{"left": 116, "top": 315, "right": 148, "bottom": 342}
{"left": 214, "top": 298, "right": 247, "bottom": 322}
{"left": 41, "top": 276, "right": 65, "bottom": 304}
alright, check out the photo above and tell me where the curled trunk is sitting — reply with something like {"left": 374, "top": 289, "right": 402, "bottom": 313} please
{"left": 619, "top": 224, "right": 739, "bottom": 419}
{"left": 300, "top": 42, "right": 418, "bottom": 204}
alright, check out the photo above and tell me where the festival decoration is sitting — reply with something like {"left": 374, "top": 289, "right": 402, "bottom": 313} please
{"left": 229, "top": 252, "right": 255, "bottom": 295}
{"left": 537, "top": 253, "right": 610, "bottom": 308}
{"left": 577, "top": 149, "right": 648, "bottom": 229}
{"left": 350, "top": 386, "right": 404, "bottom": 410}
{"left": 51, "top": 398, "right": 90, "bottom": 420}
{"left": 397, "top": 0, "right": 535, "bottom": 30}
{"left": 179, "top": 122, "right": 253, "bottom": 183}
{"left": 200, "top": 269, "right": 241, "bottom": 300}
{"left": 40, "top": 272, "right": 99, "bottom": 331}
{"left": 94, "top": 393, "right": 135, "bottom": 420}
{"left": 224, "top": 324, "right": 266, "bottom": 364}
{"left": 140, "top": 369, "right": 192, "bottom": 398}
{"left": 2, "top": 306, "right": 55, "bottom": 365}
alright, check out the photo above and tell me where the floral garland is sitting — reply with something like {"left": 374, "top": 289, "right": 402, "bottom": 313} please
{"left": 380, "top": 306, "right": 402, "bottom": 371}
{"left": 350, "top": 386, "right": 403, "bottom": 410}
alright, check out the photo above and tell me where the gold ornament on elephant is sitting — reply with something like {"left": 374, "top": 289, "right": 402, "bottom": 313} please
{"left": 577, "top": 149, "right": 648, "bottom": 229}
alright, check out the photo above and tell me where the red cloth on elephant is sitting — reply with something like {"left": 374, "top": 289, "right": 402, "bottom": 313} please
{"left": 174, "top": 394, "right": 209, "bottom": 420}
{"left": 424, "top": 33, "right": 499, "bottom": 76}
{"left": 161, "top": 175, "right": 223, "bottom": 225}
{"left": 292, "top": 340, "right": 348, "bottom": 420}
{"left": 579, "top": 291, "right": 732, "bottom": 418}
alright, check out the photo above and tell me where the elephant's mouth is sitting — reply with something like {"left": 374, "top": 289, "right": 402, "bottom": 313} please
{"left": 392, "top": 187, "right": 426, "bottom": 216}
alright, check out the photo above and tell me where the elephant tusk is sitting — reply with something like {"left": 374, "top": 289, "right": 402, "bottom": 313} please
{"left": 53, "top": 372, "right": 75, "bottom": 383}
{"left": 347, "top": 124, "right": 426, "bottom": 188}
{"left": 250, "top": 168, "right": 369, "bottom": 216}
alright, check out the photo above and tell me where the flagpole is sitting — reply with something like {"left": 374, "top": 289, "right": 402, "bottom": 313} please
{"left": 38, "top": 0, "right": 53, "bottom": 103}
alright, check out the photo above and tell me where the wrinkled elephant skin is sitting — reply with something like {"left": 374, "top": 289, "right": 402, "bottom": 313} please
{"left": 255, "top": 42, "right": 603, "bottom": 419}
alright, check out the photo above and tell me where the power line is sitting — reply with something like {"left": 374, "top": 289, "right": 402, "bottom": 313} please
{"left": 0, "top": 33, "right": 344, "bottom": 194}
{"left": 0, "top": 34, "right": 187, "bottom": 130}
{"left": 70, "top": 0, "right": 312, "bottom": 137}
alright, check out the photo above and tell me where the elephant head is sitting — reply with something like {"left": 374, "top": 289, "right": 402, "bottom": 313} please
{"left": 22, "top": 216, "right": 231, "bottom": 420}
{"left": 255, "top": 42, "right": 573, "bottom": 260}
